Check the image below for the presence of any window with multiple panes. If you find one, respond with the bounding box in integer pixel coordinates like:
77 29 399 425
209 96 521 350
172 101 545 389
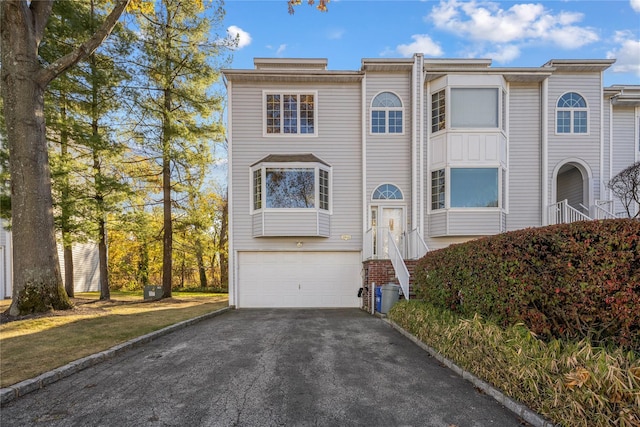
253 169 262 210
371 92 403 134
252 163 330 211
431 170 445 210
431 90 446 133
265 93 316 135
372 184 403 200
556 92 587 134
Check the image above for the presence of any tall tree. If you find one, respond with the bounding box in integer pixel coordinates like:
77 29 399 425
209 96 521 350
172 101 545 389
0 0 131 315
133 0 231 298
43 0 98 298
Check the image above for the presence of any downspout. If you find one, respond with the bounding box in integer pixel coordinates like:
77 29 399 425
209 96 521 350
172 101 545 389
411 54 418 234
226 78 236 308
419 55 425 236
362 72 367 261
599 70 605 205
541 78 549 225
362 72 368 311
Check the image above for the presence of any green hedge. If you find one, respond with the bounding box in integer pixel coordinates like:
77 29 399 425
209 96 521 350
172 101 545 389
414 219 640 351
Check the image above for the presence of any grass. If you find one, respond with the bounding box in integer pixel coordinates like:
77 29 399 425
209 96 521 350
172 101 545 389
0 291 228 388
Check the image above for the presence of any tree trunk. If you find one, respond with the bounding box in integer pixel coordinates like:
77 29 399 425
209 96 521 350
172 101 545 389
98 216 110 300
63 240 75 298
60 94 75 298
195 239 207 288
1 1 71 315
161 88 173 299
219 194 229 289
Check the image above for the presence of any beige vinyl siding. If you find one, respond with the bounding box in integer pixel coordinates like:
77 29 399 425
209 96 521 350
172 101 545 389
57 241 100 292
610 106 638 216
507 83 542 230
602 98 612 186
230 81 362 252
365 72 414 228
547 72 603 202
253 211 330 237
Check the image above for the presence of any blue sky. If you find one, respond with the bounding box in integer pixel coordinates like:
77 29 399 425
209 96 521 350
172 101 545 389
223 0 640 86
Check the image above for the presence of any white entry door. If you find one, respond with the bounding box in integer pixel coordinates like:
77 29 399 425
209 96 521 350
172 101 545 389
370 206 404 258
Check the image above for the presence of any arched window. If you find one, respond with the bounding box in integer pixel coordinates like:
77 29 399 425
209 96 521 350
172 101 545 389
372 184 403 200
371 92 403 134
556 92 587 134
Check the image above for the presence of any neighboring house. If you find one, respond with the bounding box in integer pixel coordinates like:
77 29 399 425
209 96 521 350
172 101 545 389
1 223 100 298
0 224 12 299
222 56 640 309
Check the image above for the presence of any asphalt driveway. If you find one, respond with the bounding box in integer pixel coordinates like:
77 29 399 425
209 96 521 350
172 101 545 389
1 309 526 426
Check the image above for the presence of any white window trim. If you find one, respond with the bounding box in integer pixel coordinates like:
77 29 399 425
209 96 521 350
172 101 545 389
250 161 332 214
427 166 505 211
262 90 319 137
371 183 405 201
369 91 405 135
449 86 503 131
555 91 590 136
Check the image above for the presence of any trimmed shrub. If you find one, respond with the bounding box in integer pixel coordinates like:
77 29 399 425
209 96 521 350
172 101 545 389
414 219 640 351
388 301 640 427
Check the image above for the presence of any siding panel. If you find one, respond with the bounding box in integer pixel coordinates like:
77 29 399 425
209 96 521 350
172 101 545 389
508 83 542 230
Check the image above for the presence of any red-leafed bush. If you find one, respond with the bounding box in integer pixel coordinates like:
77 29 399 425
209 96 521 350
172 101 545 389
414 219 640 351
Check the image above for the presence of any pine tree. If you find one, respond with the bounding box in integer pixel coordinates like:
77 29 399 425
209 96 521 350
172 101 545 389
132 0 232 298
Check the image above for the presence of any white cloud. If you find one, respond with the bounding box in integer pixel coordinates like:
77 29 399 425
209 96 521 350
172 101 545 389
631 0 640 12
227 25 252 49
427 0 599 60
607 31 640 77
486 45 521 63
327 28 345 40
276 44 287 56
396 34 443 57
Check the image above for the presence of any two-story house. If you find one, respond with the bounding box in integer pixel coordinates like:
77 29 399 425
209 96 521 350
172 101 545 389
222 55 640 309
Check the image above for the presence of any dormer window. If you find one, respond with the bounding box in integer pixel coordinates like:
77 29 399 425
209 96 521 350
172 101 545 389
371 92 403 134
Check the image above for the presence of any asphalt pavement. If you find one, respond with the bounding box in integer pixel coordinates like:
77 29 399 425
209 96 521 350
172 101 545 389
1 309 532 426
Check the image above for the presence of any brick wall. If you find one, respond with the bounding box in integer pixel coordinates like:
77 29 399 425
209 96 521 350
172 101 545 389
361 259 419 312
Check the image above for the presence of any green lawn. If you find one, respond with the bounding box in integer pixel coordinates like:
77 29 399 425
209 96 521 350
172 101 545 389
0 291 228 387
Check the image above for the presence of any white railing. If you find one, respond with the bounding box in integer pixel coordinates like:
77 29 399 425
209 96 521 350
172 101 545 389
406 228 429 260
593 200 620 220
364 227 374 260
387 230 410 300
548 199 592 224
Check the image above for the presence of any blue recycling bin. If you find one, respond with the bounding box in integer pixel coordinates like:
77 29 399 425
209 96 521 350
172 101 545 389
375 286 382 312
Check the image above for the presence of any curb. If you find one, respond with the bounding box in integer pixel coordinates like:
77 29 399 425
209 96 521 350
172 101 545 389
0 306 231 406
383 318 558 427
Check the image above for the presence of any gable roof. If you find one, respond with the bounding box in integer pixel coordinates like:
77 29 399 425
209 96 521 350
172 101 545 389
251 153 330 167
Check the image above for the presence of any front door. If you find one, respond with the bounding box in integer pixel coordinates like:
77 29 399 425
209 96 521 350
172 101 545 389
371 206 404 258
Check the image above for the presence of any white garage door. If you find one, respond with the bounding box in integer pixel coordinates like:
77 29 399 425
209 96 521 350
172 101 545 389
238 251 362 308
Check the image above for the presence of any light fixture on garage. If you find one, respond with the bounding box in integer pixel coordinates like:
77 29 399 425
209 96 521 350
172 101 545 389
296 241 303 248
